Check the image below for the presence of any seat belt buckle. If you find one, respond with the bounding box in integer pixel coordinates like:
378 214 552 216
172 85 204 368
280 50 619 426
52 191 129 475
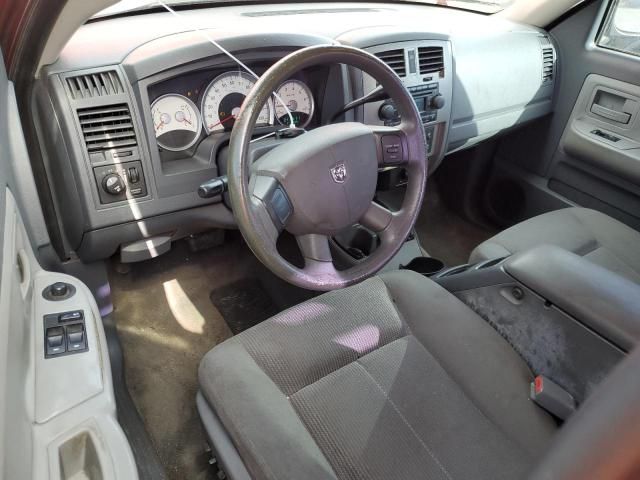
530 375 577 421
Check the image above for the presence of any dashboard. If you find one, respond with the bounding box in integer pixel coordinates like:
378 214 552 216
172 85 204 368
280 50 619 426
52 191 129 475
33 2 557 262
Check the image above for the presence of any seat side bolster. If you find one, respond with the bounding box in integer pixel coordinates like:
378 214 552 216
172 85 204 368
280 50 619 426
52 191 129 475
198 340 338 480
379 270 557 458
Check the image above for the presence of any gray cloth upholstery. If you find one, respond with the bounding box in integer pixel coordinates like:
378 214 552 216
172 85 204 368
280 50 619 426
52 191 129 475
470 208 640 283
199 271 557 480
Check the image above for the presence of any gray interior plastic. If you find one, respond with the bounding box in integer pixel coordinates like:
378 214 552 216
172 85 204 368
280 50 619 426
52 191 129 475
487 0 640 230
34 2 557 262
0 49 138 479
504 245 640 352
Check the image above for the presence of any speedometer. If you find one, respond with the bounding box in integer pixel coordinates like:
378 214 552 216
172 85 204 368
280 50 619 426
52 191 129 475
275 80 314 128
201 71 274 134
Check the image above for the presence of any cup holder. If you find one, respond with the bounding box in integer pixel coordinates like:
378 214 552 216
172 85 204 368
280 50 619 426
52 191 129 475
400 257 445 277
333 225 379 260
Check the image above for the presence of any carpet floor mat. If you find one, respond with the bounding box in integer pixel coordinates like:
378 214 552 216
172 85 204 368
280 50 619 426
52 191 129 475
210 278 279 334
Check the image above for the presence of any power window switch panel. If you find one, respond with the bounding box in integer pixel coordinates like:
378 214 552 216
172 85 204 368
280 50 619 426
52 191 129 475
66 323 86 351
46 326 66 356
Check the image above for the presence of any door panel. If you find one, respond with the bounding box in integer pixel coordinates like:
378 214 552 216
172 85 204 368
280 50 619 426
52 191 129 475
549 71 640 228
0 49 138 479
486 0 640 229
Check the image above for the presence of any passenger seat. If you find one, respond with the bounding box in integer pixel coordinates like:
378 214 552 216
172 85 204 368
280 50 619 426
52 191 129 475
470 208 640 284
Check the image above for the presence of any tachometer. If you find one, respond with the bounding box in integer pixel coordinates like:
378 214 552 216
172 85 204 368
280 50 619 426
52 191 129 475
151 94 201 151
201 71 274 134
275 80 314 128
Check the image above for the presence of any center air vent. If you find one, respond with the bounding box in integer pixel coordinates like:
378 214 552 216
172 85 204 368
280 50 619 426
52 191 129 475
66 71 124 99
376 49 406 77
418 47 445 75
77 104 137 153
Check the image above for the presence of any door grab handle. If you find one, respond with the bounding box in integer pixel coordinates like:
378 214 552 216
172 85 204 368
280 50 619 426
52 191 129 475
591 104 631 124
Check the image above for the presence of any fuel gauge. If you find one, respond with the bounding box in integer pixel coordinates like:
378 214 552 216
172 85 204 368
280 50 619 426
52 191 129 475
151 94 202 151
275 80 314 128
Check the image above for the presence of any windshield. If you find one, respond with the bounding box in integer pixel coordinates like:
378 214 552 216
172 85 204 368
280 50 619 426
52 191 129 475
93 0 514 19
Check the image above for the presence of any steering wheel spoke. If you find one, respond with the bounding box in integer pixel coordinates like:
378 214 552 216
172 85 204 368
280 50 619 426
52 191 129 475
369 125 410 167
360 201 394 233
295 233 343 282
296 233 332 263
249 174 293 235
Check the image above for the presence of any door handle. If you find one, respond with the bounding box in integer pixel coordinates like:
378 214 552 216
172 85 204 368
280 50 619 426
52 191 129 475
591 104 631 124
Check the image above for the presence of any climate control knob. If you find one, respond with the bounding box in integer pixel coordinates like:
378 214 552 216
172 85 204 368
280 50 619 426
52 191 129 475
430 94 446 110
103 173 126 195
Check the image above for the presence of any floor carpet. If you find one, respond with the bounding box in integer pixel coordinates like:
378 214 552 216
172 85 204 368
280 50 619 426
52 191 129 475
110 233 275 480
414 183 496 266
210 278 279 334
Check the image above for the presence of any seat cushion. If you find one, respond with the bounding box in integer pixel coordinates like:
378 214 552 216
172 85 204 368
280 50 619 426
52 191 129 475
470 208 640 283
199 271 556 480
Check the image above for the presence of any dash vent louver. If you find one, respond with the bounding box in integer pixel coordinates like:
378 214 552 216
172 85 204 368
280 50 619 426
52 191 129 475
376 49 406 77
418 46 445 75
66 71 124 99
77 104 137 152
539 37 555 84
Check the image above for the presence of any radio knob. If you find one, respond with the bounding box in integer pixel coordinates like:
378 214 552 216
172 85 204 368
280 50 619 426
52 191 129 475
430 94 446 110
103 173 126 195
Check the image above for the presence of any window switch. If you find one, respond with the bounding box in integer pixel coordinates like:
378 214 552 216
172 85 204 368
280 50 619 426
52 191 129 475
46 326 66 356
67 323 86 351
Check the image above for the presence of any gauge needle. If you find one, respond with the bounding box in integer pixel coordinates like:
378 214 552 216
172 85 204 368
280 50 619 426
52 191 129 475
208 114 235 130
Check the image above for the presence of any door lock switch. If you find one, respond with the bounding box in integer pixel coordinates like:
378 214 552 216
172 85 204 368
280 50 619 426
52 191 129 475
59 310 83 322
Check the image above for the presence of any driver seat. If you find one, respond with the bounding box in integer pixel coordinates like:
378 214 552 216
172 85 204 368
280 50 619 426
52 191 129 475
198 270 558 479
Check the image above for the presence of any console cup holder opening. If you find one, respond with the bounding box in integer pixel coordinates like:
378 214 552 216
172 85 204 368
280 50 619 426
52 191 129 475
333 225 380 260
400 257 445 277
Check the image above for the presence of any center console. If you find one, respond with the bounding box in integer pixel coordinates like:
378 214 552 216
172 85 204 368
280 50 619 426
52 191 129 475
433 245 640 406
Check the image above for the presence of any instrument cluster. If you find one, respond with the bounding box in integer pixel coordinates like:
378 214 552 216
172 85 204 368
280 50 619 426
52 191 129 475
150 70 315 152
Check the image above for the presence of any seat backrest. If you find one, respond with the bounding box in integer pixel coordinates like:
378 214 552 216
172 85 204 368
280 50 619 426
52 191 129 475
530 346 640 480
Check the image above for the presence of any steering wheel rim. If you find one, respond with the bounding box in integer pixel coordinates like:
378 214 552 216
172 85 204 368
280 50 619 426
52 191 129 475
228 44 427 291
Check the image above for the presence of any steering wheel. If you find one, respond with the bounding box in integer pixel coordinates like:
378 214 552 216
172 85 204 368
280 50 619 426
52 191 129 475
228 45 427 291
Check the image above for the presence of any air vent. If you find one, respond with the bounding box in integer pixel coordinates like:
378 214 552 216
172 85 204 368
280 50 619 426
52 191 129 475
66 71 124 99
539 37 555 84
376 49 406 77
418 46 445 75
77 104 137 152
541 47 554 83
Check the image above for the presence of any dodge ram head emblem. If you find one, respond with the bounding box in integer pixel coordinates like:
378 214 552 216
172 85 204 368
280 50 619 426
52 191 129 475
330 163 347 183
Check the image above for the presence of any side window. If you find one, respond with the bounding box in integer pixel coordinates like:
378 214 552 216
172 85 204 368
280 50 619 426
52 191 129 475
597 0 640 57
